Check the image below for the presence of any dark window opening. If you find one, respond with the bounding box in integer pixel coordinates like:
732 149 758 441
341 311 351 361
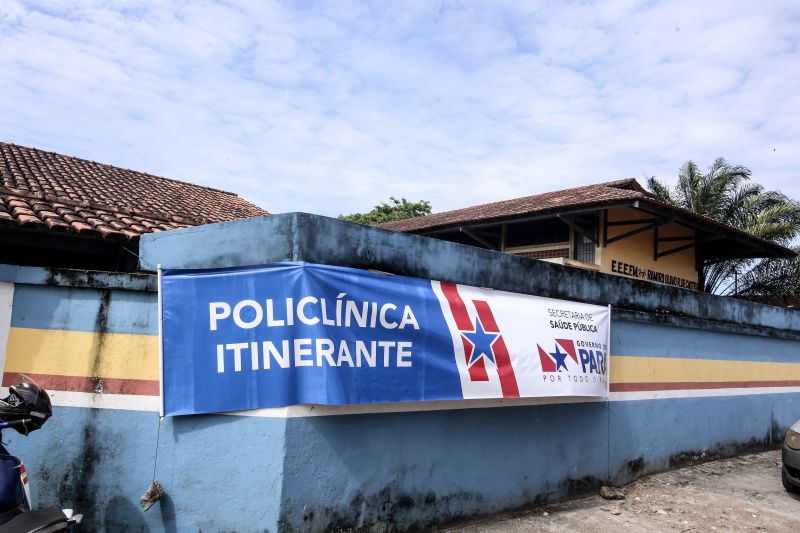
0 230 140 272
573 234 595 263
505 218 569 248
569 213 598 263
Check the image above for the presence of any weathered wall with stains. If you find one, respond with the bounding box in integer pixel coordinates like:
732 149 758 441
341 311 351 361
274 314 800 531
139 214 800 333
0 265 286 531
0 212 798 532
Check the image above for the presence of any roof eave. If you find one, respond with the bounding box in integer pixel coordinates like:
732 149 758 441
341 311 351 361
395 197 796 261
634 199 797 261
408 199 640 236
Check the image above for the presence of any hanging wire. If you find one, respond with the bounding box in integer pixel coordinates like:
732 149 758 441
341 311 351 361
152 415 162 482
121 245 160 271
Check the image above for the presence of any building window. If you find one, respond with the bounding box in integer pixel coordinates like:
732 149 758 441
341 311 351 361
505 218 569 248
503 216 598 263
573 234 595 263
504 219 570 260
516 246 571 260
567 213 598 264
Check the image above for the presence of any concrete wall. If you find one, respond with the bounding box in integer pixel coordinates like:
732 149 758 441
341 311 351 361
0 266 286 531
139 214 800 334
0 212 798 532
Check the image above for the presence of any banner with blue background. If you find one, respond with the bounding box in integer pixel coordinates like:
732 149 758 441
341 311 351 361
160 262 610 416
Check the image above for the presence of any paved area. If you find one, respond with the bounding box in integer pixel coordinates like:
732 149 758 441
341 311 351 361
440 450 800 532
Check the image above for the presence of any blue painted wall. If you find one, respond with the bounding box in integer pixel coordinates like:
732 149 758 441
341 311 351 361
273 315 800 531
140 214 800 333
613 317 800 362
0 213 797 531
5 407 287 532
280 403 610 531
278 391 798 531
10 284 157 335
608 394 795 482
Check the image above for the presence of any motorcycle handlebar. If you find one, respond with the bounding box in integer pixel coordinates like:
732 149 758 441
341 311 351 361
0 419 32 429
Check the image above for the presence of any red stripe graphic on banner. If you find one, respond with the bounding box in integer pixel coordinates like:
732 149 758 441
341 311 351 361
556 339 578 363
473 300 520 398
538 345 557 372
439 282 488 381
439 282 472 330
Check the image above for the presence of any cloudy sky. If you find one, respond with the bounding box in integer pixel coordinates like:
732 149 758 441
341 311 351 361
1 1 798 217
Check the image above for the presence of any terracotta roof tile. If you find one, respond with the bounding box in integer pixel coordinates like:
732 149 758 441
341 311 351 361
72 221 94 232
379 178 795 259
96 225 117 238
16 214 40 225
44 218 70 230
0 142 269 240
379 179 648 232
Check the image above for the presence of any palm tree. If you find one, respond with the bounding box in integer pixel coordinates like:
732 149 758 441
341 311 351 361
647 158 800 300
732 248 800 305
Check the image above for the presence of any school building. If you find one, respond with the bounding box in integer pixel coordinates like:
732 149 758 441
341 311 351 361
381 178 794 291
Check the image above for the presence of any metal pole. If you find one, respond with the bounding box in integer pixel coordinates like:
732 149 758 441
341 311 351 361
606 304 612 398
157 264 165 418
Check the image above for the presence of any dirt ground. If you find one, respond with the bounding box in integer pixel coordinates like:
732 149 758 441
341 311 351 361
440 450 800 532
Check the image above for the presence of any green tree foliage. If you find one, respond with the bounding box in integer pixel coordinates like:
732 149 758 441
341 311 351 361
733 248 800 306
647 158 800 302
339 197 432 226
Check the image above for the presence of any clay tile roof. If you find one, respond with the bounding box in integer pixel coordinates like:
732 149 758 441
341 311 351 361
380 179 648 233
0 142 270 240
379 178 795 259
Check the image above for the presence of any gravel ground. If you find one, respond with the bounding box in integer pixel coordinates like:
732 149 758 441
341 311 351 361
439 450 800 532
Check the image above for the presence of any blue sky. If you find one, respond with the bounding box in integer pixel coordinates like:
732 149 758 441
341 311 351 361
1 1 799 217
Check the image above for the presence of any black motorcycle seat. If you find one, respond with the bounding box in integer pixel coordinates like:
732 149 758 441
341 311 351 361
0 507 66 533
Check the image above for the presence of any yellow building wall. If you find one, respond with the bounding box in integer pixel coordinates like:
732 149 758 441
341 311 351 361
598 207 699 290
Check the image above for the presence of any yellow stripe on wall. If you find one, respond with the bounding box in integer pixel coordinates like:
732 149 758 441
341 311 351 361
6 328 800 387
611 355 800 383
5 327 158 381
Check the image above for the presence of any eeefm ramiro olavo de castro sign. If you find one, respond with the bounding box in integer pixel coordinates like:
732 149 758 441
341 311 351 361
159 263 610 416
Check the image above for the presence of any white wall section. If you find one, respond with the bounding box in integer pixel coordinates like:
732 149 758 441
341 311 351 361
0 282 14 387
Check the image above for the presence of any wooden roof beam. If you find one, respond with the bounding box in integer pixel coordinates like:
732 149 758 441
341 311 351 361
605 216 672 246
558 213 598 245
460 227 499 251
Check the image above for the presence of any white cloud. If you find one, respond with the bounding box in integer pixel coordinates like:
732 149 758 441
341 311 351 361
0 0 799 218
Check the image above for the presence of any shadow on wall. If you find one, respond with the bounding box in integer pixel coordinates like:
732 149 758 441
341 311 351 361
103 496 151 532
279 402 611 531
169 412 242 443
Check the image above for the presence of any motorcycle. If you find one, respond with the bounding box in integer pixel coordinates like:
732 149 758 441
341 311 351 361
0 375 82 532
